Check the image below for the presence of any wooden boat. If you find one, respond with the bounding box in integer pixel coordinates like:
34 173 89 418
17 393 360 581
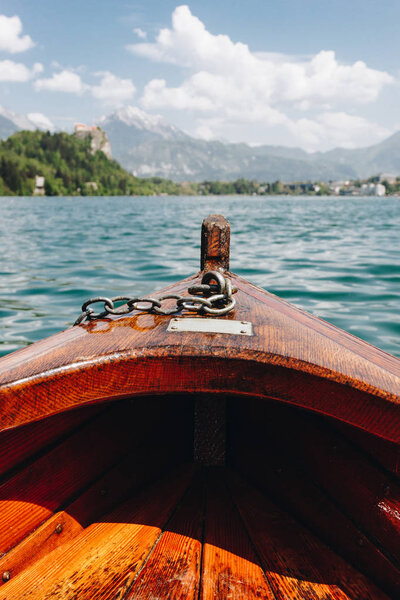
0 214 399 599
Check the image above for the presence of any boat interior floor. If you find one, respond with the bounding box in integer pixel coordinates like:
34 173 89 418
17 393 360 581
0 394 398 599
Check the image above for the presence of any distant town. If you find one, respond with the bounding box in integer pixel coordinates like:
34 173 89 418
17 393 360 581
179 174 400 196
1 127 400 197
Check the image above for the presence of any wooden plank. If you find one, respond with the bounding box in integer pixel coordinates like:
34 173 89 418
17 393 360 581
0 511 83 585
0 406 99 481
0 395 191 582
232 439 400 597
0 465 194 600
125 470 204 599
0 430 187 586
255 403 400 564
200 469 275 600
68 435 187 527
338 421 400 479
226 470 389 600
0 403 137 554
229 397 400 596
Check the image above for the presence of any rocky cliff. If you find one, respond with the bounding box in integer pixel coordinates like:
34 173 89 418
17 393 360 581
74 124 112 159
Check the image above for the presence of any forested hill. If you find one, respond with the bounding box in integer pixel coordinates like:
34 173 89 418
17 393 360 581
0 130 185 196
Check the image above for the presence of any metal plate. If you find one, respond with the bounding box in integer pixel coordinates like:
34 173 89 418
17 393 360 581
167 318 253 336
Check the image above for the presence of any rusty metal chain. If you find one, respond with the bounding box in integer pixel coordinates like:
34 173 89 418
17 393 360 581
74 270 236 325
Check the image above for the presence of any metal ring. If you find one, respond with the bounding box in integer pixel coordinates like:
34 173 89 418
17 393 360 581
106 297 134 315
201 271 226 294
74 307 94 325
152 294 183 315
203 297 236 315
188 283 212 294
81 297 114 313
132 297 162 311
177 296 213 311
157 294 183 302
224 278 233 298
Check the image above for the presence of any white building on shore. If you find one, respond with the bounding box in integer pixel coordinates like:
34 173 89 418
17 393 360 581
33 175 45 195
360 182 386 196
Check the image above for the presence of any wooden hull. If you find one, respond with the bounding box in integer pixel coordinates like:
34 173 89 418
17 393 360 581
0 215 398 598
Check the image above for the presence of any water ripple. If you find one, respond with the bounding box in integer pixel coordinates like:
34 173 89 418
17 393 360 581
0 195 399 358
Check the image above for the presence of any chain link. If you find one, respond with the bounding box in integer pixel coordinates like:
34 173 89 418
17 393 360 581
74 271 237 325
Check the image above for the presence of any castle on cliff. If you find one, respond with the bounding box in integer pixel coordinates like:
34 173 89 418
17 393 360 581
74 124 112 159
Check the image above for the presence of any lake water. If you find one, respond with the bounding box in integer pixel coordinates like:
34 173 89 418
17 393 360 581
0 195 399 358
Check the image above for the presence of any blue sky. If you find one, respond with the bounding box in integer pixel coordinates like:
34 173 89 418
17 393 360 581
1 0 400 150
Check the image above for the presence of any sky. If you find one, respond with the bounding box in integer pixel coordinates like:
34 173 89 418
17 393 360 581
1 0 400 151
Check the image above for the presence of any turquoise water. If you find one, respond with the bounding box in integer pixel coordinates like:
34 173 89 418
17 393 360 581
0 195 399 358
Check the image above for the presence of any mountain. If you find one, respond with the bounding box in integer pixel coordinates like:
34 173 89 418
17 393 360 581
0 115 17 140
2 105 400 182
117 138 355 182
321 131 400 179
99 106 400 182
0 107 53 140
98 106 188 159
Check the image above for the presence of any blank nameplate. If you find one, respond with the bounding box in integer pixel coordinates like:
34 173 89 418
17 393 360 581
167 318 253 336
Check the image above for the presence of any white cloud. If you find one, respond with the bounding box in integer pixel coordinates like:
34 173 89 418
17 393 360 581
129 5 395 150
133 27 147 40
288 112 391 151
91 72 136 104
27 112 55 131
134 5 392 109
0 15 35 53
0 60 42 82
33 68 136 106
34 69 86 94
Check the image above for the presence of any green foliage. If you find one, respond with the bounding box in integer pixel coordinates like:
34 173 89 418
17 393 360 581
0 130 187 196
1 131 394 197
382 179 400 194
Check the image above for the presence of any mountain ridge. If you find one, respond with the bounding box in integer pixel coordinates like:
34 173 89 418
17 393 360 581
1 106 399 182
97 107 400 182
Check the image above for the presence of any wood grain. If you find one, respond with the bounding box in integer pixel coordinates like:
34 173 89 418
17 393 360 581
227 470 389 600
0 406 98 481
339 421 400 478
201 214 230 272
0 404 136 554
200 469 275 600
68 430 190 527
0 270 399 443
257 402 400 565
0 465 194 600
125 471 204 599
0 511 83 585
229 398 400 597
0 397 192 586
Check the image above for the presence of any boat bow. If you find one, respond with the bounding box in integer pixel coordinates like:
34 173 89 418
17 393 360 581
0 215 399 442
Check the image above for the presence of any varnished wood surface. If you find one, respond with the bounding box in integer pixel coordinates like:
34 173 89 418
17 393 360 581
230 397 400 596
0 406 98 481
339 422 400 478
227 470 388 600
200 469 274 599
246 401 400 565
0 271 399 442
0 406 134 554
0 511 83 585
0 465 194 600
0 395 193 587
125 471 204 599
0 463 389 600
